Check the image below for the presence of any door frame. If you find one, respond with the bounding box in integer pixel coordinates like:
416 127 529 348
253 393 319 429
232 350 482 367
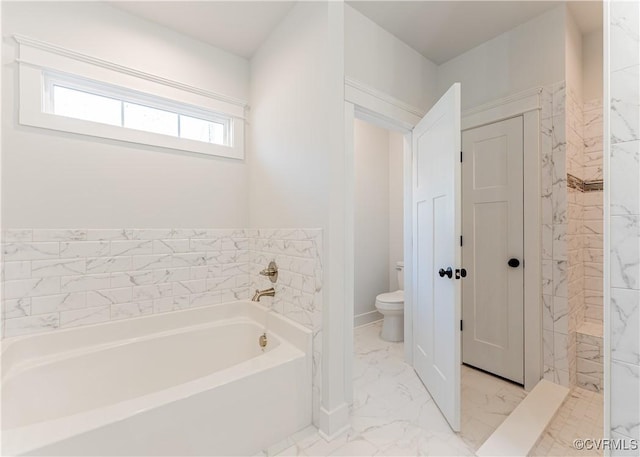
343 78 423 405
461 116 525 384
343 82 544 419
461 87 543 391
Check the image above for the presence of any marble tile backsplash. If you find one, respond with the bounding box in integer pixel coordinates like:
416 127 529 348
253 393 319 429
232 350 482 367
2 229 250 337
249 229 323 333
608 1 640 451
248 229 323 425
1 228 323 340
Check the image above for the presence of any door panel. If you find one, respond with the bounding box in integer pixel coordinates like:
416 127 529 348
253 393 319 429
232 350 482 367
412 83 461 431
473 201 509 347
461 116 524 384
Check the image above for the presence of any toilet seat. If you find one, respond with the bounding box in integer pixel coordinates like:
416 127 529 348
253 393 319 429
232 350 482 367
376 290 403 304
375 290 404 311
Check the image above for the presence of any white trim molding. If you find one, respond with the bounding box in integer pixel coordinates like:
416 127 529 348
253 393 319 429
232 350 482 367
353 310 382 328
13 34 249 111
15 35 246 159
462 87 543 130
317 404 350 442
344 77 424 130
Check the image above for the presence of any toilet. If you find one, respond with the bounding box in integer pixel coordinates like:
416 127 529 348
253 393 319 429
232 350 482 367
375 261 404 342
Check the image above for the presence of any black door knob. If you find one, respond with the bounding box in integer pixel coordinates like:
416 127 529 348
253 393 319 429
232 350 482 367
508 258 520 268
438 267 453 278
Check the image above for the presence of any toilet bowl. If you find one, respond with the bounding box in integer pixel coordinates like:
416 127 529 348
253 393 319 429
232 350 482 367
375 261 404 342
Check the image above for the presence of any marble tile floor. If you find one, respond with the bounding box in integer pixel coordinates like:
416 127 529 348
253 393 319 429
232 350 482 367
267 321 527 456
530 387 604 456
460 364 527 450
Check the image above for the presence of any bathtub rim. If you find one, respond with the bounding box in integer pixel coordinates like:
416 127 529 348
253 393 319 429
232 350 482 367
1 301 312 456
1 300 312 374
3 316 282 382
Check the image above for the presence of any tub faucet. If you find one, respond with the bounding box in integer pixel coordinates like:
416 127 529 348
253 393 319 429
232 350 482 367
252 287 275 302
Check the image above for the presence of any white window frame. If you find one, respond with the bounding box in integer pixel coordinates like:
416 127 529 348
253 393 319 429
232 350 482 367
16 35 246 160
44 71 233 146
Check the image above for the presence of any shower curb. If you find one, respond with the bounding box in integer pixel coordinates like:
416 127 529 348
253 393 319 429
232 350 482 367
476 379 569 456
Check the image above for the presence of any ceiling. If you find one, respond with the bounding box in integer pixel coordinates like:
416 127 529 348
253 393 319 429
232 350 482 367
348 1 602 65
111 1 295 59
111 1 603 64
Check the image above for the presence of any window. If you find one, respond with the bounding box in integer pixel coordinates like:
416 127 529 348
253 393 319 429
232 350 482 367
17 35 246 159
45 73 231 147
52 86 122 126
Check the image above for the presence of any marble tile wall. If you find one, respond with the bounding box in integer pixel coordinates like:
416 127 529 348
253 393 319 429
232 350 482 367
566 85 585 388
571 99 605 394
248 229 323 425
542 83 606 391
582 99 605 326
1 228 323 327
1 228 252 337
576 322 604 393
608 1 640 452
542 81 573 387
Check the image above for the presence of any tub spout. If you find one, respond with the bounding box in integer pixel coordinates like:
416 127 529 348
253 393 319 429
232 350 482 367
252 287 275 302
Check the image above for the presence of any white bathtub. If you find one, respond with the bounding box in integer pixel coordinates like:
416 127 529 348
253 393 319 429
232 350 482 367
1 301 312 456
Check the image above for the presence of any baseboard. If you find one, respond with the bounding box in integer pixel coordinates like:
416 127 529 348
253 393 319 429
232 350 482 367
317 402 350 441
354 310 383 327
264 425 318 455
476 380 569 456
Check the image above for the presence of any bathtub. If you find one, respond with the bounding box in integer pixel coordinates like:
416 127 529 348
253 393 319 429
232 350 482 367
1 301 312 456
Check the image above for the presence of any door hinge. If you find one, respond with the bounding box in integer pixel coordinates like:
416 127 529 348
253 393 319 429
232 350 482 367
460 150 463 162
460 320 463 331
460 235 463 246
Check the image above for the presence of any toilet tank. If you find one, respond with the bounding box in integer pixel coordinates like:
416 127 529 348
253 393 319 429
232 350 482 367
396 261 404 290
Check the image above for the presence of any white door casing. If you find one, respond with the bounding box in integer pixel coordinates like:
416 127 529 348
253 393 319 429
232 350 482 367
461 116 524 384
412 83 462 431
344 83 542 443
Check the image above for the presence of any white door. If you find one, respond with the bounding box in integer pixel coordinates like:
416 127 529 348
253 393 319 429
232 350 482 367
412 83 462 431
461 116 524 384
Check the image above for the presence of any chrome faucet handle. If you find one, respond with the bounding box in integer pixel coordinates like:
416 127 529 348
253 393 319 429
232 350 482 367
259 261 278 283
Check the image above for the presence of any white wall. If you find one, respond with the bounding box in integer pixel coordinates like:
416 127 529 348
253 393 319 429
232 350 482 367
1 1 250 228
566 8 584 102
437 6 566 110
388 131 404 291
583 29 603 102
249 1 347 433
354 119 389 325
353 121 403 326
249 3 332 229
344 5 439 112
